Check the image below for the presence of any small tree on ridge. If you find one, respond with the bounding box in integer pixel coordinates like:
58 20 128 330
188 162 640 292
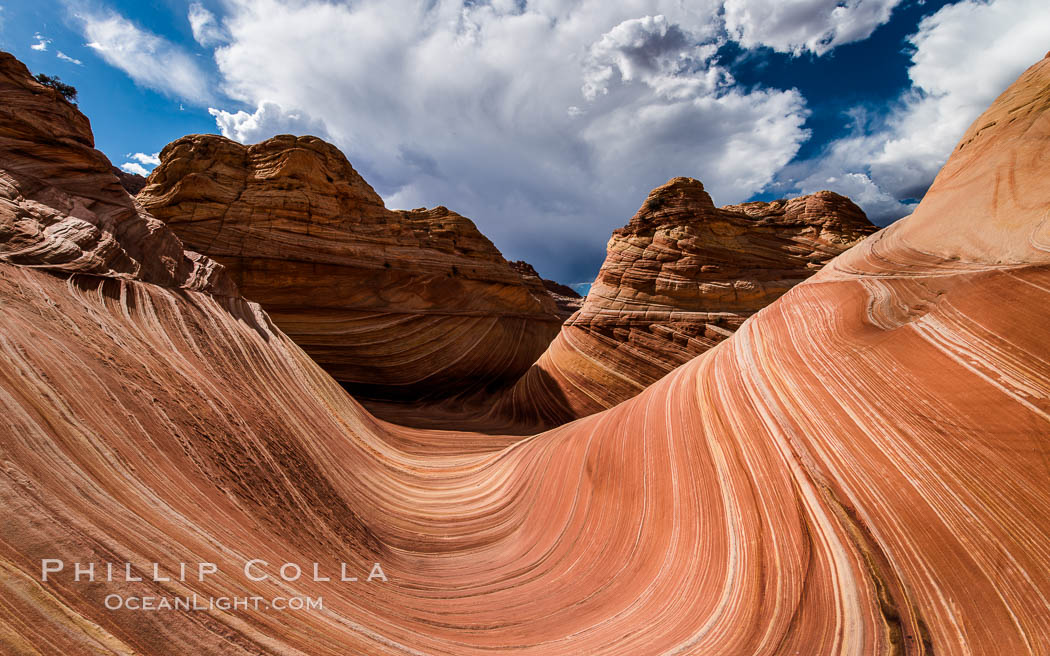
34 73 78 103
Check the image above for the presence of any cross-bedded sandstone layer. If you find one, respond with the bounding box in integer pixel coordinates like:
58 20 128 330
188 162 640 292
137 134 562 401
491 179 877 427
0 53 233 295
1 50 1049 656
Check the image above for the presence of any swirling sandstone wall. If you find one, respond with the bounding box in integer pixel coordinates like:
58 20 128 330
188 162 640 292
1 50 1049 656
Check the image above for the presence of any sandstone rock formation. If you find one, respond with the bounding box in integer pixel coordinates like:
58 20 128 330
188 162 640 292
493 180 877 426
2 50 1050 656
510 259 583 320
112 165 147 195
0 53 233 295
137 134 562 401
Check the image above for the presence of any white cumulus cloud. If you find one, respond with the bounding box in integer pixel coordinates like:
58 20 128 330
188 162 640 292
127 152 160 166
207 0 809 281
581 15 723 101
119 153 160 177
724 0 903 56
79 10 213 103
120 161 150 176
869 0 1050 199
208 101 328 144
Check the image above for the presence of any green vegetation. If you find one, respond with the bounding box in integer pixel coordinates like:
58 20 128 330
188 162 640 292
34 73 77 103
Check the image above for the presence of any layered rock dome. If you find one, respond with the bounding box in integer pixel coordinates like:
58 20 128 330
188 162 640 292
137 133 563 400
1 49 1049 656
491 179 877 426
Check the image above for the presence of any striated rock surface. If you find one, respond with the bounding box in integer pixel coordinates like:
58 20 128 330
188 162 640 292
138 134 562 400
493 179 877 426
1 51 1050 656
0 52 233 295
510 259 583 320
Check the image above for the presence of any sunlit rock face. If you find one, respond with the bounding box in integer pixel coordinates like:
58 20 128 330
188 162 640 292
491 178 877 427
1 49 1049 656
0 52 233 294
138 133 562 401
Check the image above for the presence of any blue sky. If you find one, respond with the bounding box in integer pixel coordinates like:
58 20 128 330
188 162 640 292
2 0 1048 284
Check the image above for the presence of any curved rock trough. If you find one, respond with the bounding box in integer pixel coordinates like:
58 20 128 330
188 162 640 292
1 50 1049 655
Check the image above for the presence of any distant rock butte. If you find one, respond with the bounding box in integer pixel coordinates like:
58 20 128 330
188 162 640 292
0 52 233 294
510 260 583 320
138 133 563 401
492 178 877 426
112 166 147 195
